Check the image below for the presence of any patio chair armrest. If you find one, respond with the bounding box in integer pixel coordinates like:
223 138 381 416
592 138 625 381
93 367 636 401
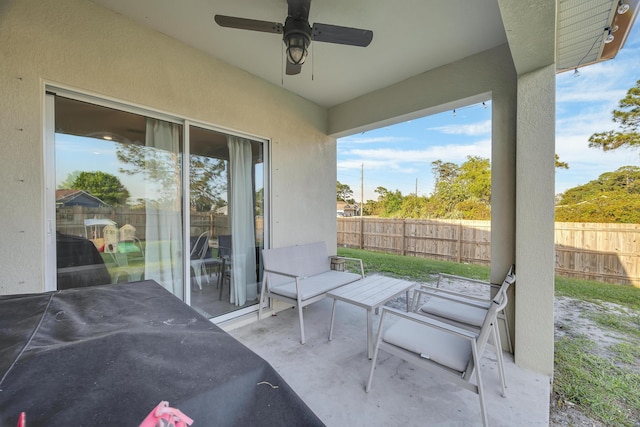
418 285 492 306
411 288 491 313
437 273 500 290
411 287 491 313
380 306 478 341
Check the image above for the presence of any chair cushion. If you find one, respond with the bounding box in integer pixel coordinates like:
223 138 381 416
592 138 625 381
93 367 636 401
383 318 472 373
420 298 487 327
270 271 362 300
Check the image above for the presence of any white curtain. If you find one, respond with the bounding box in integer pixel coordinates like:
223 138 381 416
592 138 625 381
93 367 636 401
228 136 257 306
144 118 184 297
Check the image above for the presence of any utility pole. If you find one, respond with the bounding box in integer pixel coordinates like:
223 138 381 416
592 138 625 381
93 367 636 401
415 178 418 196
360 163 364 217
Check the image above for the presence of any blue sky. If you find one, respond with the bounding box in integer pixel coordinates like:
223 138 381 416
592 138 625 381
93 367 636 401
338 24 640 203
56 135 152 200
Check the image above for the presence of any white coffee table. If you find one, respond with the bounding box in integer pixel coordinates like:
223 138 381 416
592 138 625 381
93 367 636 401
327 275 416 359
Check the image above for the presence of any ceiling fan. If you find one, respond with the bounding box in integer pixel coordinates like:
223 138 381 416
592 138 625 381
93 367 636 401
214 0 373 75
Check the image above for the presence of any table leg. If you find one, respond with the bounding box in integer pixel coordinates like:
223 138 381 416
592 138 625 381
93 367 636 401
329 298 338 341
367 308 373 359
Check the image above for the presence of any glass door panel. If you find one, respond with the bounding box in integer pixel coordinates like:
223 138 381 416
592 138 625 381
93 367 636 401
188 126 264 318
53 96 185 297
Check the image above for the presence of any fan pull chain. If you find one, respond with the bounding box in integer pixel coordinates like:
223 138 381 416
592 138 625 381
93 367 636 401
281 43 284 85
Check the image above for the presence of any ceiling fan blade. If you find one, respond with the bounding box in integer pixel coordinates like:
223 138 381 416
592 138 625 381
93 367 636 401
312 23 373 47
214 15 283 34
287 0 311 21
286 62 302 75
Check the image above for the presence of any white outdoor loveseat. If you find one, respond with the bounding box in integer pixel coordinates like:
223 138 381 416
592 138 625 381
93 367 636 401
259 241 364 344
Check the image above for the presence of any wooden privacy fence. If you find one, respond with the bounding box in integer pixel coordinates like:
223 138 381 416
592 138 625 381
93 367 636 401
337 217 640 286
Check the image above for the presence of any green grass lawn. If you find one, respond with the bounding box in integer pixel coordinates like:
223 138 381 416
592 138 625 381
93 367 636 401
338 247 640 426
338 247 490 281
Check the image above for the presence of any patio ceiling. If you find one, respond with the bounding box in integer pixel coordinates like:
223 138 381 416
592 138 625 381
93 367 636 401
90 0 637 109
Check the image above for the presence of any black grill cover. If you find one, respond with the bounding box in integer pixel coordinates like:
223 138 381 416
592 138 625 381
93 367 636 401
0 280 323 426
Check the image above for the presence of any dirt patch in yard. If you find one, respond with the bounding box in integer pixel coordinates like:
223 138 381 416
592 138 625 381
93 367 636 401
551 298 607 427
551 296 639 426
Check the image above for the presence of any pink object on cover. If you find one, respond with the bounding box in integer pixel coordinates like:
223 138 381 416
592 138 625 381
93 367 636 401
139 401 193 427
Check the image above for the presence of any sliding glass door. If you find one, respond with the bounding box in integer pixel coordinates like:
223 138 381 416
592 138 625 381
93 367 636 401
47 91 266 320
188 126 264 318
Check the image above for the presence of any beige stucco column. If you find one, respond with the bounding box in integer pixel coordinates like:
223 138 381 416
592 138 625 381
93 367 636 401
514 64 556 375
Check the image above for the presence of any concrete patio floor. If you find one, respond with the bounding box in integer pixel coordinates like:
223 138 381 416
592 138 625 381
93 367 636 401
227 298 550 426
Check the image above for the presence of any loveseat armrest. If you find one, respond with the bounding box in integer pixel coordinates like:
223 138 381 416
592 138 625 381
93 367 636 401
330 256 364 278
263 268 309 306
263 268 300 279
263 268 302 296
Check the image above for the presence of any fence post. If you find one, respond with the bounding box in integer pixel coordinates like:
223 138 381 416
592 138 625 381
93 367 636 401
457 221 462 263
401 220 406 256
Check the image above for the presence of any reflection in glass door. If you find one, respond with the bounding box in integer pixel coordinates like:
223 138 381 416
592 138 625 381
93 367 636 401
47 92 267 319
52 95 185 297
188 126 264 318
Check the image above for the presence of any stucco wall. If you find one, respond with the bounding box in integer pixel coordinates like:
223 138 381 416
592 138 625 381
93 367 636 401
0 0 336 294
515 65 556 375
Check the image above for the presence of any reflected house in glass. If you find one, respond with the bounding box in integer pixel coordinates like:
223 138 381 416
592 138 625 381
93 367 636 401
47 94 265 320
55 189 107 208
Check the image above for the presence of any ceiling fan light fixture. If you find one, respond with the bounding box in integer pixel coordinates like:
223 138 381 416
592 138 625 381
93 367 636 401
285 31 310 65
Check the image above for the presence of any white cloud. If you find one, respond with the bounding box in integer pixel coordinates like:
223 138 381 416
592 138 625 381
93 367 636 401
338 158 399 170
557 46 640 106
555 126 638 193
557 88 626 105
428 120 492 136
338 135 413 145
557 107 619 140
342 140 490 167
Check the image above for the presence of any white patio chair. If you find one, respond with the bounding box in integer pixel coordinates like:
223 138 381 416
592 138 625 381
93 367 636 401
410 266 515 392
190 231 213 290
366 287 508 427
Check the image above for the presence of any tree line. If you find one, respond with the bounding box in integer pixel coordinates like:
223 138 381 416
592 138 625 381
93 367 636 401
338 155 492 219
338 80 640 223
